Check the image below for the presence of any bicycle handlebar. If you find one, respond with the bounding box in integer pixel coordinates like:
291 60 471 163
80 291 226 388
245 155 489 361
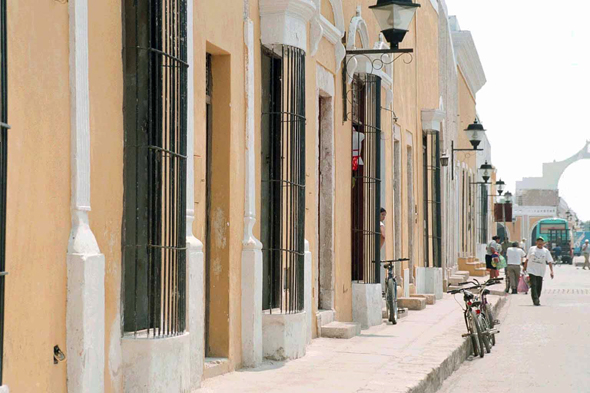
372 258 410 264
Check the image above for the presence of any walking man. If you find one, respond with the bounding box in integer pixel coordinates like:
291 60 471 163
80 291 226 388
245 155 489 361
506 242 526 294
582 240 590 270
524 237 555 306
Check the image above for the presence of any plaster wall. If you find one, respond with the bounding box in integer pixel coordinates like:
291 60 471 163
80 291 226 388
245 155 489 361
4 1 70 390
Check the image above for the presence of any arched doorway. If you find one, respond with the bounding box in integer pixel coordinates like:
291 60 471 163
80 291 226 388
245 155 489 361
497 223 510 243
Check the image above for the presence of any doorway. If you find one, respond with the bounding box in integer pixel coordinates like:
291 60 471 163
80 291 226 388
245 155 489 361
407 144 414 283
317 93 334 310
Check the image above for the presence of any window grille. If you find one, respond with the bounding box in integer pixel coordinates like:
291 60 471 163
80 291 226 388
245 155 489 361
425 133 442 267
351 74 381 283
0 0 7 383
479 183 488 244
261 45 306 314
122 0 188 336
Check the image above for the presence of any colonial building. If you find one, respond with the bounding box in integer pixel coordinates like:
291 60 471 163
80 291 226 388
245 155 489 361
0 0 495 392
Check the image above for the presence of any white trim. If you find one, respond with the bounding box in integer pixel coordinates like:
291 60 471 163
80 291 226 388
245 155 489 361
67 0 105 391
241 18 264 368
421 109 446 133
260 0 317 52
345 7 371 81
186 0 205 387
311 0 345 71
406 130 413 147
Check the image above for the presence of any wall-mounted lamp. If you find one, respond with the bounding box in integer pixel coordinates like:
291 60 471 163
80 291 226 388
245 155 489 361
444 118 487 180
369 0 421 49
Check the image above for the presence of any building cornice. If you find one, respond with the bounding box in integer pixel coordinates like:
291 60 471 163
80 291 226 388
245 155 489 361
452 30 486 96
260 0 317 52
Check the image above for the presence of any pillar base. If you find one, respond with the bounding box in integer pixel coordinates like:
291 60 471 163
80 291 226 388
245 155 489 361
262 311 307 361
352 283 382 329
122 333 190 392
416 267 443 300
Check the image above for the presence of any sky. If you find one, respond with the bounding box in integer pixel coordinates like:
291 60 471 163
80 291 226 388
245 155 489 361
445 0 590 221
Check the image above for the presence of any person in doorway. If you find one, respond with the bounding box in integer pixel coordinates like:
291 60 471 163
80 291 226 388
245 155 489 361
506 242 526 294
520 238 527 250
486 236 501 279
380 208 387 249
582 240 590 270
524 237 555 306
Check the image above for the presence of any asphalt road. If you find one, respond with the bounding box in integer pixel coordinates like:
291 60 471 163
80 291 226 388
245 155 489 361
438 256 590 393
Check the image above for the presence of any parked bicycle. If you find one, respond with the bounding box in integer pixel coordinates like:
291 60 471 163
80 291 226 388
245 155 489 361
458 277 503 346
448 277 501 358
373 258 409 325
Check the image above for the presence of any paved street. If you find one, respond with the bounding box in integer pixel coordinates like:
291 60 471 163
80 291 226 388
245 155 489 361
438 256 590 393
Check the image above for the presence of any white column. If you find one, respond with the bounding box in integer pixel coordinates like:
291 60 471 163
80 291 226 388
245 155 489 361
186 0 205 387
66 1 105 392
241 17 264 368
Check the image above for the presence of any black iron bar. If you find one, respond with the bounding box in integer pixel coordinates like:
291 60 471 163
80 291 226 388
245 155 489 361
0 0 7 382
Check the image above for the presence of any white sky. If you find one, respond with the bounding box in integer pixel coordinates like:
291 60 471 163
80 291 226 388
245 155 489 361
445 0 590 221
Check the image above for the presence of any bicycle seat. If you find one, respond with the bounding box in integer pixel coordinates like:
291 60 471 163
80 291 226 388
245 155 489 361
464 291 475 299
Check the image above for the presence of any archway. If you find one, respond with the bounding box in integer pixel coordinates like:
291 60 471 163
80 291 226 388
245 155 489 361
558 159 590 221
497 223 510 244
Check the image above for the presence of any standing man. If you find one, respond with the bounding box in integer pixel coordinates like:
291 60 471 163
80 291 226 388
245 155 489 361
524 237 555 306
519 238 527 250
506 242 526 294
582 240 590 270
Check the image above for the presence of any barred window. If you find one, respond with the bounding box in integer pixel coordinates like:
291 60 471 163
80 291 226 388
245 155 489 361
351 74 381 283
261 45 306 314
0 0 8 383
122 0 188 336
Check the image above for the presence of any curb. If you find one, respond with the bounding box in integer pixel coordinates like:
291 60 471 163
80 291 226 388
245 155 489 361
406 294 509 393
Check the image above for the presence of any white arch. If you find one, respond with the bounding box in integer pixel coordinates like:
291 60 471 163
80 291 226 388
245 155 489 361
310 0 346 71
346 6 370 50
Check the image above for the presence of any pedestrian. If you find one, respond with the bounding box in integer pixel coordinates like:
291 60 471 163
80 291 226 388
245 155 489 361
506 242 526 294
380 208 386 249
519 238 527 250
524 237 555 306
486 236 501 279
582 240 590 270
553 244 562 263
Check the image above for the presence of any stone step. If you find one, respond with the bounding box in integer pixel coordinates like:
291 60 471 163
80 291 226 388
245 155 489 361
456 270 470 278
411 293 436 305
473 268 488 277
397 297 426 310
316 309 335 327
321 321 361 339
448 275 467 286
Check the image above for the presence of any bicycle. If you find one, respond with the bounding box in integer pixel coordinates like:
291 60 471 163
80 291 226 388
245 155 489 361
448 284 490 358
459 277 503 347
373 258 409 325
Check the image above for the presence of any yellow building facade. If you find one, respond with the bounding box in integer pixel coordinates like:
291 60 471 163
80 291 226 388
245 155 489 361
0 0 493 392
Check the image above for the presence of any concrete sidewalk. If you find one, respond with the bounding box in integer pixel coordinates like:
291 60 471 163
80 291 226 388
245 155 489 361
197 285 507 393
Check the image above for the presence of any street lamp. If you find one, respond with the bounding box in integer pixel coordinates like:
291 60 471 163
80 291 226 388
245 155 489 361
447 118 487 180
369 0 421 49
495 179 505 195
479 161 493 183
504 191 513 204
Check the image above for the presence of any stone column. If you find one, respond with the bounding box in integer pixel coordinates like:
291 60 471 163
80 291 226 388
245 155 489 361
241 16 264 368
66 1 105 391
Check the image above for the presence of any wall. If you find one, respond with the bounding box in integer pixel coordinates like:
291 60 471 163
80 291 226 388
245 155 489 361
4 1 70 390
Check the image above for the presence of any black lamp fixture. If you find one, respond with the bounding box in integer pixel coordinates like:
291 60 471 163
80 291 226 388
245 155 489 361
504 191 513 204
465 119 486 149
479 161 493 183
446 118 486 180
369 0 421 49
495 179 505 195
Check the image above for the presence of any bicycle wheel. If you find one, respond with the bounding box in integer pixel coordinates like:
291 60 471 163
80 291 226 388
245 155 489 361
387 279 397 324
479 313 492 354
484 304 496 346
466 311 480 358
471 310 485 358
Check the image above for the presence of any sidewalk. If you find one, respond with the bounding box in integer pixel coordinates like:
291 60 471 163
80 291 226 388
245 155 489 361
197 286 507 393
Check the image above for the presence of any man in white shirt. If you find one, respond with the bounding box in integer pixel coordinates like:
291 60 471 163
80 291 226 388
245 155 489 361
506 242 526 294
524 237 555 306
519 238 527 250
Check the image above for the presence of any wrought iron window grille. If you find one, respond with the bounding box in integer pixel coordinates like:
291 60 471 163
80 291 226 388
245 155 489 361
261 45 306 314
0 0 7 383
351 74 382 284
122 0 188 337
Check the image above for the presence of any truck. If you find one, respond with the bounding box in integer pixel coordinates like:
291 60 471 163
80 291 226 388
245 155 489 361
573 231 590 256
